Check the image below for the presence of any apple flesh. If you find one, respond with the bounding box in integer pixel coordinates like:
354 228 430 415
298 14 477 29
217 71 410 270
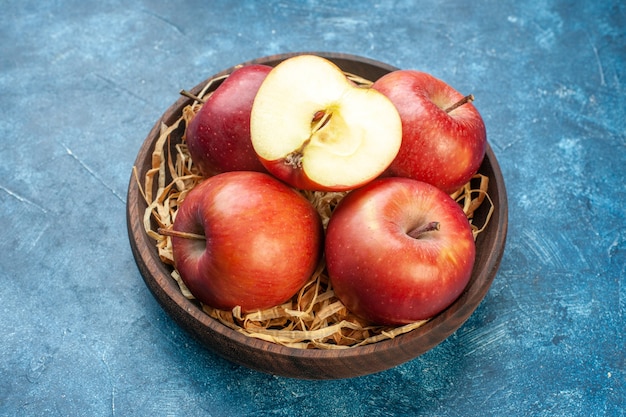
170 171 323 312
185 64 272 177
372 70 486 194
325 177 476 325
250 54 402 191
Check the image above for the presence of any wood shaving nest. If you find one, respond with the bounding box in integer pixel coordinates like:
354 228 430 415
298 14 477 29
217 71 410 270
133 72 494 350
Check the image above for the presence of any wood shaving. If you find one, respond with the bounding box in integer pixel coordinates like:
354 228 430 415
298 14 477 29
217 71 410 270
134 71 493 349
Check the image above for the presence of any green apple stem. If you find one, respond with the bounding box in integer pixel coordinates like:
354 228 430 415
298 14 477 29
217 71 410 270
158 227 205 240
179 89 206 104
444 94 474 113
407 222 440 239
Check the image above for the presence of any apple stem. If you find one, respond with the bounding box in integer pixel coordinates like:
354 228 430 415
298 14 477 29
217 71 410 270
444 94 474 113
158 227 206 240
179 89 206 104
407 222 440 239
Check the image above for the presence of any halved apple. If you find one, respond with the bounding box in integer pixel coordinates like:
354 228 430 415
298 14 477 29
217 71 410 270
250 55 402 191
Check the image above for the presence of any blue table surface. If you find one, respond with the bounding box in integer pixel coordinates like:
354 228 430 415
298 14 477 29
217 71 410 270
1 1 624 416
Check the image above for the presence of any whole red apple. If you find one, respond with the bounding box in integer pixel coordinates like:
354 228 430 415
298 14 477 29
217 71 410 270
325 177 476 325
170 171 323 312
185 64 272 177
372 70 486 194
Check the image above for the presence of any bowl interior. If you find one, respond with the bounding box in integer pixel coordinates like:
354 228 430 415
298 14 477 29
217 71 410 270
126 52 508 380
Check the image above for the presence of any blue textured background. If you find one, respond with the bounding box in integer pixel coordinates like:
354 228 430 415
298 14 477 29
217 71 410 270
1 1 624 415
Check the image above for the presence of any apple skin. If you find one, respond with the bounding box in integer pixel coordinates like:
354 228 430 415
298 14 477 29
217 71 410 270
185 64 272 177
171 171 323 312
372 70 486 194
325 177 476 325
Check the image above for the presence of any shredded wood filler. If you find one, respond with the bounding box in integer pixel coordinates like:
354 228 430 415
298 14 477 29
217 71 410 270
134 71 493 349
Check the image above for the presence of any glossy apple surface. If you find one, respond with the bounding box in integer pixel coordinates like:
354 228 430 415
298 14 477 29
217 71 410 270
325 177 476 325
250 54 402 191
185 64 272 177
171 171 323 312
372 70 486 194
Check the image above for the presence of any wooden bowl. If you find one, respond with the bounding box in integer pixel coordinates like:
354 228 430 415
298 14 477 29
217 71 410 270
126 52 508 380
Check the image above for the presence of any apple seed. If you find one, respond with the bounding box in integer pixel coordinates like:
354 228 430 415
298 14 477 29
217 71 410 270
311 110 332 132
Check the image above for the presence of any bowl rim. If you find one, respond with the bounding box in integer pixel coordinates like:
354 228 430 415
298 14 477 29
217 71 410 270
126 51 508 378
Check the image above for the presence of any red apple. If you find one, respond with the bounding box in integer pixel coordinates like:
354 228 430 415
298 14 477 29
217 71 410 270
325 177 476 325
372 70 486 194
185 64 272 177
250 54 402 191
169 171 323 312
